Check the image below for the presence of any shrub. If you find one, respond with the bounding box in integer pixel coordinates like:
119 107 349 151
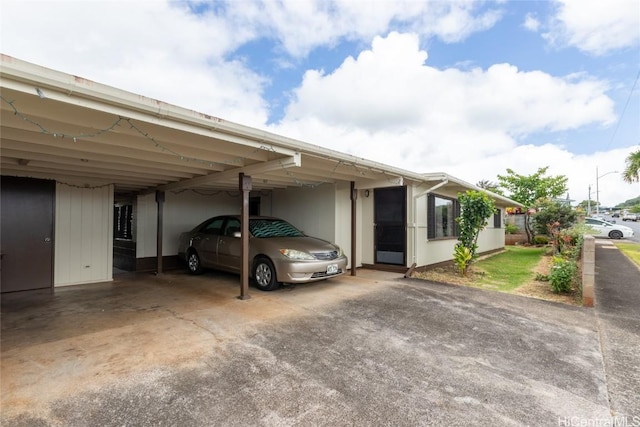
453 244 473 276
540 221 585 294
535 272 549 282
549 257 577 293
533 235 549 245
454 190 496 273
505 224 520 234
532 200 577 235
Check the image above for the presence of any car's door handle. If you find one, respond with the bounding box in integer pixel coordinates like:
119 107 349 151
44 237 51 242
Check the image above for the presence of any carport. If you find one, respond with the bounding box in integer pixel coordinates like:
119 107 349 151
1 55 418 297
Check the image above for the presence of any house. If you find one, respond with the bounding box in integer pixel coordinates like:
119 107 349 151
0 55 522 294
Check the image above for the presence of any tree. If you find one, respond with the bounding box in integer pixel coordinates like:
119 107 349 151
497 167 568 244
577 199 598 212
622 149 640 184
532 200 578 235
476 179 503 195
454 190 496 275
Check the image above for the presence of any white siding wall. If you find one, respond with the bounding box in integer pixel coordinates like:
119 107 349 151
272 184 336 243
478 206 508 252
476 228 505 252
136 193 157 258
272 183 355 270
410 184 508 268
55 184 113 286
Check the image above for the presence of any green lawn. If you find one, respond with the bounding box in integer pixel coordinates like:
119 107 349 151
613 241 640 268
471 246 547 292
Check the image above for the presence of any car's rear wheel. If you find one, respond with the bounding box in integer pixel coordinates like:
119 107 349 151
253 257 280 291
609 230 623 239
187 250 204 274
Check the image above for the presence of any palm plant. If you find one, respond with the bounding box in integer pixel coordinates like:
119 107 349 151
622 149 640 183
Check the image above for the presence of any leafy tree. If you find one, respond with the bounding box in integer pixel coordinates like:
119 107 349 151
577 199 598 213
532 200 578 235
622 149 640 183
455 190 496 275
497 167 568 244
476 179 503 195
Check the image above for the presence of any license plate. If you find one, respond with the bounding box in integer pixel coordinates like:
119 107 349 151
326 264 338 274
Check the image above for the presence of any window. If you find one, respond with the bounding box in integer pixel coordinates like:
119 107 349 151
427 194 460 239
222 218 241 237
201 218 225 235
493 209 502 228
249 218 304 238
114 204 133 240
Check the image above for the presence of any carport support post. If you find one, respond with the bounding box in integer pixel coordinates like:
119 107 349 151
350 181 357 276
155 190 165 275
239 173 251 300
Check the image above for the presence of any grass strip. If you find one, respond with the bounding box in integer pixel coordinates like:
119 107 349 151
472 246 546 292
613 242 640 268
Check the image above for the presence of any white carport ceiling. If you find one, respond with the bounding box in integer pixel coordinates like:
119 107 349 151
1 55 416 195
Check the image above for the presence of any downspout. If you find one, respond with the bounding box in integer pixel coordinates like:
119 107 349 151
350 181 357 276
412 179 448 264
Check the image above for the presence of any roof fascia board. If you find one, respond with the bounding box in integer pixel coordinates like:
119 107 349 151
352 177 404 189
422 172 523 207
1 58 299 158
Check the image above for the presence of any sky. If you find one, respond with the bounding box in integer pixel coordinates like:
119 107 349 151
1 0 639 207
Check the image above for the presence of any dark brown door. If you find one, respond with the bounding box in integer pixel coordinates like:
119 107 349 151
374 186 406 265
1 176 55 292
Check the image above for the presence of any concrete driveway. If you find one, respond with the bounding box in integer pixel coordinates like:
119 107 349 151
1 269 612 426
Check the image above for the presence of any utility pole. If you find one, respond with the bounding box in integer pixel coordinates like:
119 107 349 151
595 167 620 216
596 167 599 215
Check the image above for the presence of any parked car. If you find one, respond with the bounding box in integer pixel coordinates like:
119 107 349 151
622 213 639 222
178 215 348 291
584 218 634 239
612 213 620 218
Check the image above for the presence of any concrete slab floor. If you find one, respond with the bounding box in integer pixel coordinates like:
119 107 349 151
1 269 612 426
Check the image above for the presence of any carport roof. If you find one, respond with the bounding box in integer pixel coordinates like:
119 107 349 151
0 55 520 207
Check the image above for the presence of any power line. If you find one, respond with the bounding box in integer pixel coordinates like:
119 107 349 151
606 69 640 149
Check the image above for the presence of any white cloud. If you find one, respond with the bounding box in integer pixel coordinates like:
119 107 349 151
523 13 541 32
220 0 505 57
282 32 614 135
544 0 640 55
273 32 634 206
0 0 507 124
0 0 269 126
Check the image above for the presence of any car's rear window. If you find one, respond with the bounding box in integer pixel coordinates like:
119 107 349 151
249 219 304 238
